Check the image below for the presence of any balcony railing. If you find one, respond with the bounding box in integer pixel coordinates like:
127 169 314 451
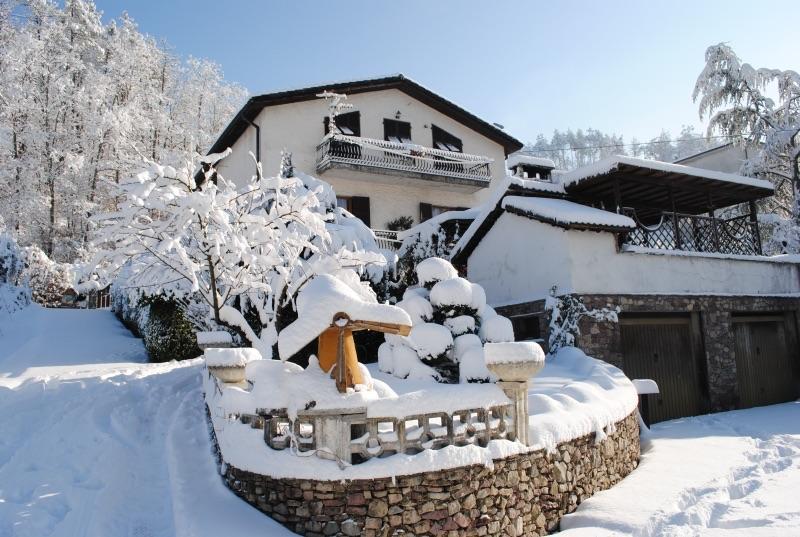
316 134 493 185
622 208 763 256
372 229 402 250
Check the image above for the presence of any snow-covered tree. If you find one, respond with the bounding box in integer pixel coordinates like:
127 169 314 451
90 150 386 358
0 1 246 261
694 43 800 253
545 286 619 354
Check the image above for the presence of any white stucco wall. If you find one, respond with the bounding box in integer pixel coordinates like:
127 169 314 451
467 213 800 306
214 89 509 227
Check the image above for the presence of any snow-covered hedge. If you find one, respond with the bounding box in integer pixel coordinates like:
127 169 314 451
0 229 31 316
378 257 514 384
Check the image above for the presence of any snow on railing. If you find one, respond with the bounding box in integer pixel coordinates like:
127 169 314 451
622 208 763 256
238 402 514 465
316 134 493 184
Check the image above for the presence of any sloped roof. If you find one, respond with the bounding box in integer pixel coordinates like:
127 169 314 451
206 74 523 157
501 197 635 231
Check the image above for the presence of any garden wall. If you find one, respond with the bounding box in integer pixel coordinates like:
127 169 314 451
219 411 639 536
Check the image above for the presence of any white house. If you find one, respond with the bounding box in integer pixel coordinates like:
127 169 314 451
206 75 523 235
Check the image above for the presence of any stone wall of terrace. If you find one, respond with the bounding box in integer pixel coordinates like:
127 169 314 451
216 410 639 537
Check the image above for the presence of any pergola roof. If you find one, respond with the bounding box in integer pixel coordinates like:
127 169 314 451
559 156 774 218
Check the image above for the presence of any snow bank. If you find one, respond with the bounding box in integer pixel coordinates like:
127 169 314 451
527 347 638 451
501 196 636 229
277 274 411 360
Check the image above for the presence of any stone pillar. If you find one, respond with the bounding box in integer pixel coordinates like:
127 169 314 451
308 408 366 465
496 380 530 444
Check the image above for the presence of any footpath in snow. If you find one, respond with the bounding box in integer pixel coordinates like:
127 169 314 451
0 307 295 537
560 401 800 536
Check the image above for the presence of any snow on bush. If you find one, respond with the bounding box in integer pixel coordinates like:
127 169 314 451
479 315 514 343
379 257 514 384
0 228 31 316
22 245 75 307
416 257 459 289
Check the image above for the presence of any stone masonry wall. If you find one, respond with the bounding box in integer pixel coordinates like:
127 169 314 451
498 294 800 412
221 412 639 537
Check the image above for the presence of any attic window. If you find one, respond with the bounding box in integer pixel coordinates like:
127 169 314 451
324 111 360 136
384 119 412 144
431 125 462 153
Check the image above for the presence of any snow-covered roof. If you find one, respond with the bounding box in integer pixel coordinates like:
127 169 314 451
501 196 636 230
559 155 774 191
277 275 411 360
506 153 556 170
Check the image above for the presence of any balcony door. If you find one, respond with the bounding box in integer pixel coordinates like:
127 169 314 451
324 111 361 160
431 125 464 174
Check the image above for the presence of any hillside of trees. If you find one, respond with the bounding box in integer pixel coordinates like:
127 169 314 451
0 0 247 262
524 125 717 170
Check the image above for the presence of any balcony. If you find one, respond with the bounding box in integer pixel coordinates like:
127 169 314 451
622 208 763 256
316 134 493 188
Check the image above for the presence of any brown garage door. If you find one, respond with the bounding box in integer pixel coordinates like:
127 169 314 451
733 314 799 409
620 315 707 423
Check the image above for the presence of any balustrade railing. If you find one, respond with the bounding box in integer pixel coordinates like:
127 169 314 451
316 134 493 184
238 402 515 464
372 229 402 251
622 208 762 256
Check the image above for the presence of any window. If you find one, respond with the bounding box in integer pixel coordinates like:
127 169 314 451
419 203 468 222
324 111 361 136
383 119 412 144
338 196 371 227
431 125 462 153
510 314 542 342
336 196 352 211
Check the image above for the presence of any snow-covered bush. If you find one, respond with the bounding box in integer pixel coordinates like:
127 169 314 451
379 257 514 384
545 285 620 354
21 246 74 307
0 227 31 316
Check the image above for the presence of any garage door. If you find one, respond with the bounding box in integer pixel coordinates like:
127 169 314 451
733 314 799 409
620 315 707 423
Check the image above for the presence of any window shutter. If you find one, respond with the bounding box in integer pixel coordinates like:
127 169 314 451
420 203 433 222
351 196 371 227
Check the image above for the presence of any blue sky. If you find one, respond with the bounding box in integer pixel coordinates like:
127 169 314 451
94 0 799 145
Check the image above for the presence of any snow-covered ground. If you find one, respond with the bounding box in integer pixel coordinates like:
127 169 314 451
2 306 798 536
0 307 295 537
560 401 800 536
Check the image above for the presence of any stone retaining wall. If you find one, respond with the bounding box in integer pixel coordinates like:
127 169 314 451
220 411 639 536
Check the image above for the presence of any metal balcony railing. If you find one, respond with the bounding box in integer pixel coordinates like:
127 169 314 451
622 208 763 256
316 134 493 184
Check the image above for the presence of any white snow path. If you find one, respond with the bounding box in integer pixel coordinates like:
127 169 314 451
560 401 800 536
0 307 296 537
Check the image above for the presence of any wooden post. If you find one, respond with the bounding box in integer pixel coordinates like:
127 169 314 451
749 200 762 255
707 192 720 253
669 186 682 250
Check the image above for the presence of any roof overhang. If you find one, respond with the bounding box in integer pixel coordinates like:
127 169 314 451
206 75 523 157
560 156 774 220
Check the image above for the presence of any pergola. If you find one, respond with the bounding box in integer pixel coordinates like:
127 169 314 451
559 156 775 255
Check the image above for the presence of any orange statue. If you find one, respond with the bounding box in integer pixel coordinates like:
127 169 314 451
317 312 411 393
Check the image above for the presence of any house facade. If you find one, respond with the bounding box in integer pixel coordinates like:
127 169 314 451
452 157 800 423
207 75 522 237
